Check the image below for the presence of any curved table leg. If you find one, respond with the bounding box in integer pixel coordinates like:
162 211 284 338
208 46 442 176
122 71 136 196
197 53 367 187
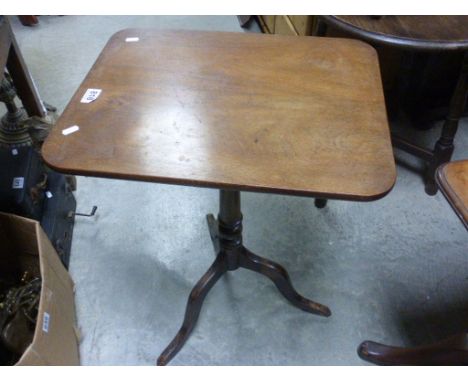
358 333 468 365
159 191 331 365
239 248 331 317
157 254 228 366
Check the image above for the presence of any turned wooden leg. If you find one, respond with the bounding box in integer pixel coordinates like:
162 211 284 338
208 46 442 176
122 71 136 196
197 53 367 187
314 198 327 209
239 248 331 317
157 254 228 366
425 52 468 195
358 333 468 366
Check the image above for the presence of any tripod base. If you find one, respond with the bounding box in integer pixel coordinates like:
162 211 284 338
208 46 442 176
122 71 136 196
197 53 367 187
157 191 330 365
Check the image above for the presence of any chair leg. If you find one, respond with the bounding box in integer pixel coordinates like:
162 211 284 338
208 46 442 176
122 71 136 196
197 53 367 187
358 333 468 366
314 198 327 209
424 52 468 195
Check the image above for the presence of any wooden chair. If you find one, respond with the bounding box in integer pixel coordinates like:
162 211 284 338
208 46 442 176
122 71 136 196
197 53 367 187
358 160 468 365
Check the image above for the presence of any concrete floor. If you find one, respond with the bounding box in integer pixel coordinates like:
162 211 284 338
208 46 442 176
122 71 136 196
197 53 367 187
9 16 468 365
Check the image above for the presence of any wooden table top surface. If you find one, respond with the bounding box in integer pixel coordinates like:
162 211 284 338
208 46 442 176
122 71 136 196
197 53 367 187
42 29 396 200
322 16 468 51
436 160 468 229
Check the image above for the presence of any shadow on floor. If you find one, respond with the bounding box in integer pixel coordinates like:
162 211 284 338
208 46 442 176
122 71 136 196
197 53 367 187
385 288 468 347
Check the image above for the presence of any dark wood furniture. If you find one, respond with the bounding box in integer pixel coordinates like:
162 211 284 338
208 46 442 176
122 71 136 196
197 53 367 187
42 29 396 365
437 160 468 230
314 16 468 196
358 159 468 365
17 16 39 27
0 16 77 267
0 16 46 118
315 16 468 51
358 332 468 366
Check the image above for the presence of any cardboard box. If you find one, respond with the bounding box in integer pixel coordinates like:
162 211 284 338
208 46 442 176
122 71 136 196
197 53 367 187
0 212 80 365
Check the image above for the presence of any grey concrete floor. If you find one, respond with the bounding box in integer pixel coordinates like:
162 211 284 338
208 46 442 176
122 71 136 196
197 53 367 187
9 16 468 365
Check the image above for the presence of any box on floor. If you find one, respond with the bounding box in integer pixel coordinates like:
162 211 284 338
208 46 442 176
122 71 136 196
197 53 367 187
0 212 80 365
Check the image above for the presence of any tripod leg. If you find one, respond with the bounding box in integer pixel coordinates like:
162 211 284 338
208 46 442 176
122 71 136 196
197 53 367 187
239 248 331 317
157 254 228 365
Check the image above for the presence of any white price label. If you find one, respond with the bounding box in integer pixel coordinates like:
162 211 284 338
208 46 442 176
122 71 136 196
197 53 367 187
62 125 80 136
80 88 102 103
12 177 24 189
125 37 139 42
42 312 50 333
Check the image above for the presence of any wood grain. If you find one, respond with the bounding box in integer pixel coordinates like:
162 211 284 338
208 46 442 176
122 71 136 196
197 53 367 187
42 29 396 200
436 160 468 229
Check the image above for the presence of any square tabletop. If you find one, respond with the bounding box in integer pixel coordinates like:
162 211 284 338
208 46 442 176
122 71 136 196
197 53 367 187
42 29 396 200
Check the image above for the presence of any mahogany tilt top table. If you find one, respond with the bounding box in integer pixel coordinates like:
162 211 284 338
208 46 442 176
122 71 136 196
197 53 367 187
42 29 396 365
